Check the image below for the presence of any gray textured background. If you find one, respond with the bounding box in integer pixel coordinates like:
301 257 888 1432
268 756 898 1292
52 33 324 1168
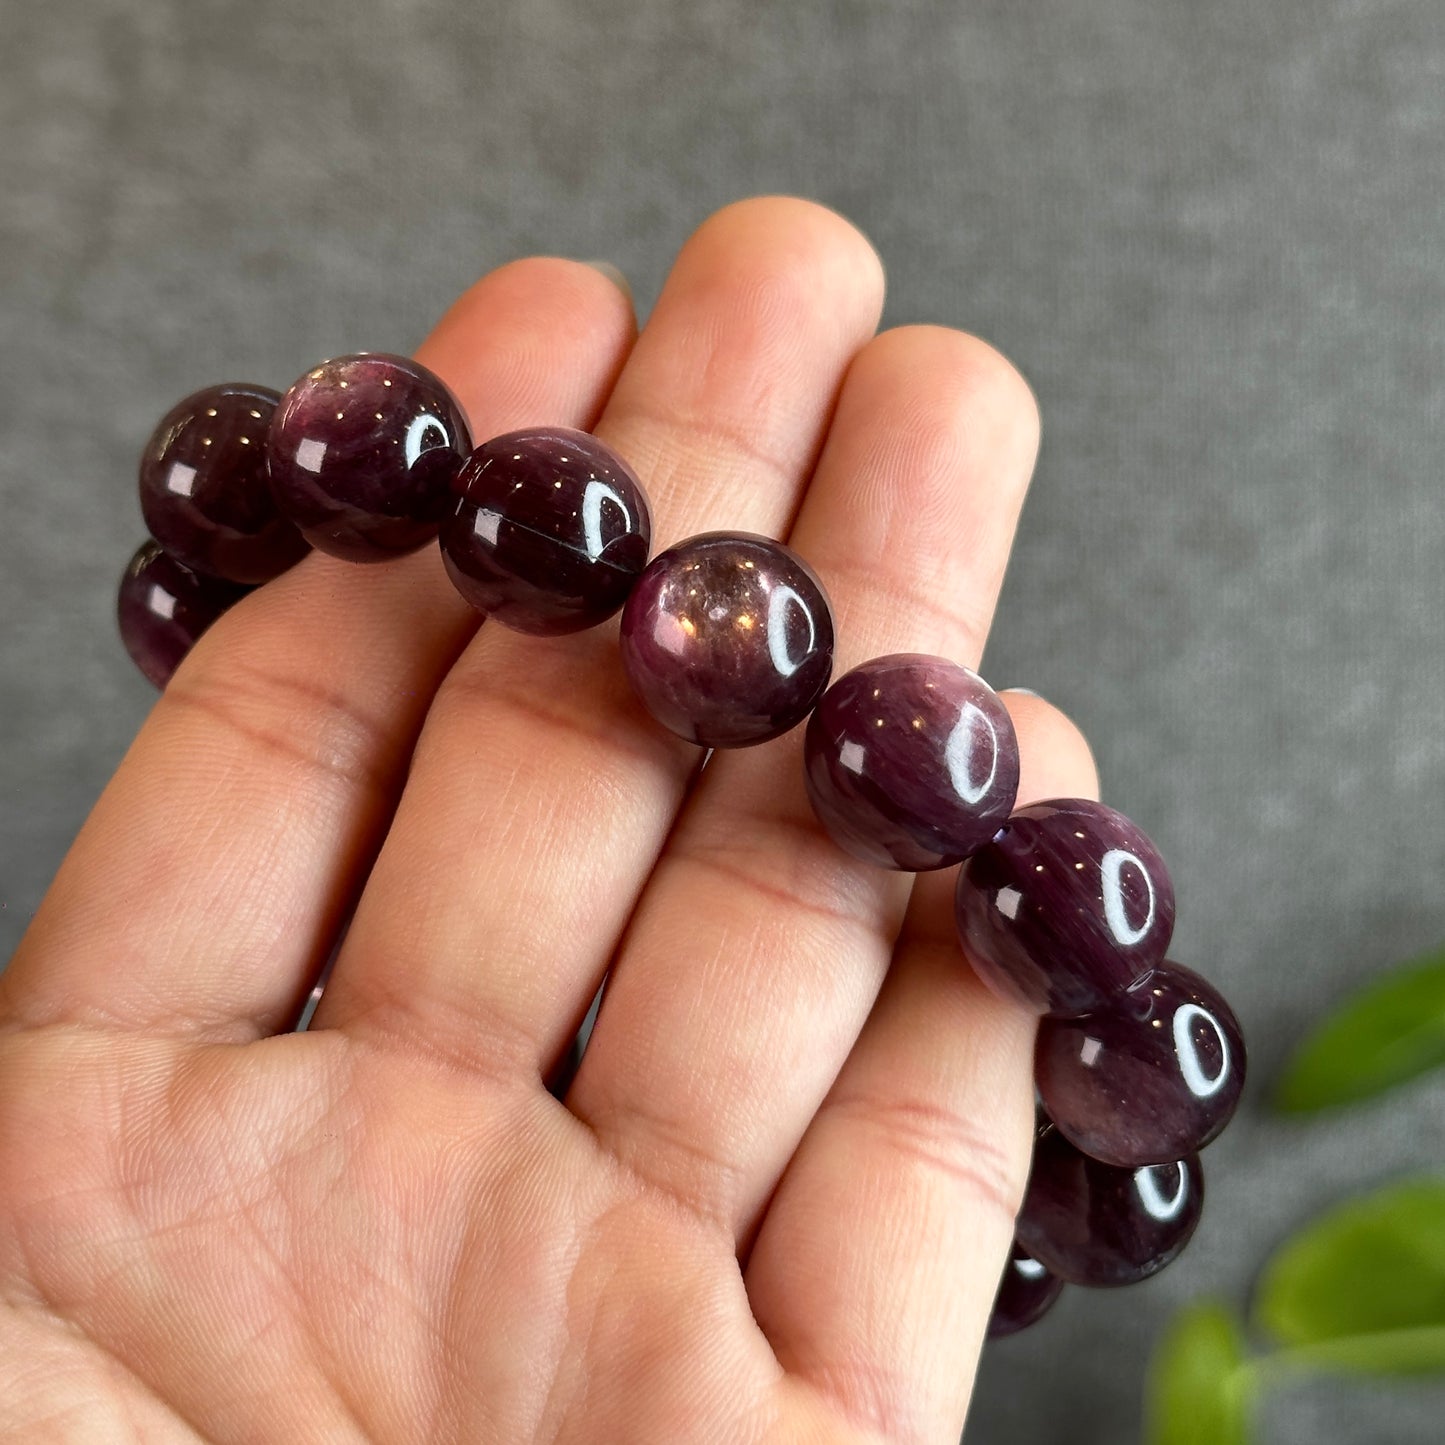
3 1 1444 1440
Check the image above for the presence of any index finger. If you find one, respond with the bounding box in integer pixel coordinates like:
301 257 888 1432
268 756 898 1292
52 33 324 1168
3 258 636 1040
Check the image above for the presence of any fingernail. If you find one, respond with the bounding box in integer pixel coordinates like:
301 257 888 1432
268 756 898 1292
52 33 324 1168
580 260 633 305
1000 687 1045 701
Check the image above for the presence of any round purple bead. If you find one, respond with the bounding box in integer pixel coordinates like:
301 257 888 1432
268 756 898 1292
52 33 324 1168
138 383 308 584
1036 960 1246 1167
440 427 652 635
955 798 1176 1017
803 654 1020 870
619 532 834 747
987 1244 1065 1338
117 540 249 689
267 352 472 561
1016 1126 1204 1288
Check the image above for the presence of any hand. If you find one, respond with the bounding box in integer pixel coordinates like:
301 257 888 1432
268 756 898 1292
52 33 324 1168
1 197 1097 1444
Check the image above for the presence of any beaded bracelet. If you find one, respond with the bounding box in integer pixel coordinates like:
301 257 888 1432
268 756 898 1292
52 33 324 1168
119 350 1247 1336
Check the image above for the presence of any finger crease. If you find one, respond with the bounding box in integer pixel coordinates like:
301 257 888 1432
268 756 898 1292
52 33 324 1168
585 1104 747 1240
813 553 997 666
821 1088 1025 1227
611 398 810 515
162 662 401 801
666 834 889 936
437 668 685 778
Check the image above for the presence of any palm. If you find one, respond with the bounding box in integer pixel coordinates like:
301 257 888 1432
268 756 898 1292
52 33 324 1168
2 198 1094 1444
2 1028 788 1441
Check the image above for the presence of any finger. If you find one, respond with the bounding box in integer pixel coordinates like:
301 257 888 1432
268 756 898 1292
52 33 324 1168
315 197 886 1073
570 325 1040 1234
747 696 1099 1444
1 259 636 1039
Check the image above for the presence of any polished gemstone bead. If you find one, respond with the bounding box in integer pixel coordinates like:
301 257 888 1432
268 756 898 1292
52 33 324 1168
267 352 471 561
117 540 249 689
619 532 833 747
1016 1126 1204 1287
440 427 652 635
955 798 1176 1016
1036 961 1246 1166
987 1243 1065 1338
803 654 1020 870
138 383 308 584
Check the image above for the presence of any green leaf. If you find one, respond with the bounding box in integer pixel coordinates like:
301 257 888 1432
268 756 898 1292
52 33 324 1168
1253 1176 1445 1375
1275 945 1445 1113
1144 1300 1256 1445
1262 1327 1445 1377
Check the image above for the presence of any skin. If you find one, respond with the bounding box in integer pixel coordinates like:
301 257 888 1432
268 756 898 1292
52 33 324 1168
0 197 1100 1444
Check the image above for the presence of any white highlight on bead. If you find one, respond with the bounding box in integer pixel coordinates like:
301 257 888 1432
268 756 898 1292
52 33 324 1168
148 584 176 621
995 885 1023 920
472 509 502 546
1134 1161 1189 1221
766 584 813 678
1079 1036 1103 1068
1173 1002 1231 1099
652 612 689 658
1100 847 1155 946
1014 1255 1047 1281
405 412 449 469
944 702 998 805
165 462 197 497
295 437 327 473
839 740 866 774
581 479 627 561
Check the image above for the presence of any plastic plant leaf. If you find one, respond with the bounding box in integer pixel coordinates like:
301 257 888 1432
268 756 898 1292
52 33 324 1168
1253 1176 1445 1376
1145 1300 1255 1445
1275 945 1445 1113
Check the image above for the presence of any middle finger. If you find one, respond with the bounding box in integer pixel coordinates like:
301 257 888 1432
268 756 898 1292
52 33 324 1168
316 198 885 1072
